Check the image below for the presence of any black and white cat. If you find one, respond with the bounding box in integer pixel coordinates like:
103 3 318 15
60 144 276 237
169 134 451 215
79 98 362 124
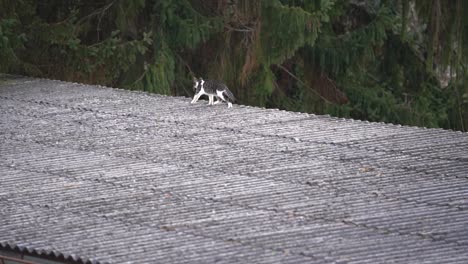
191 77 236 108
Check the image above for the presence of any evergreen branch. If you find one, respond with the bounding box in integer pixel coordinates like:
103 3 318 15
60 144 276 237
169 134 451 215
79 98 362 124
274 64 333 104
224 24 254 32
75 0 117 31
174 52 195 77
129 68 148 88
175 78 192 96
96 0 117 40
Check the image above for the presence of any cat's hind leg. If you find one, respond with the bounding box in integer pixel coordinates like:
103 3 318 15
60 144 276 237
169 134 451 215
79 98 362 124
216 91 232 107
216 91 227 102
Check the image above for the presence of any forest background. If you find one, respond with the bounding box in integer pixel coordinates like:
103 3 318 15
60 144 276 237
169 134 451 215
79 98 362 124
1 0 467 131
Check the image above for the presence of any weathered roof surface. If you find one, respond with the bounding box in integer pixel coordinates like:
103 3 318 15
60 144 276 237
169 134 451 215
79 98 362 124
1 75 468 264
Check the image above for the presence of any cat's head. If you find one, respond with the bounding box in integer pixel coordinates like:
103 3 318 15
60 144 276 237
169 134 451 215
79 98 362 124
193 77 204 91
192 77 199 91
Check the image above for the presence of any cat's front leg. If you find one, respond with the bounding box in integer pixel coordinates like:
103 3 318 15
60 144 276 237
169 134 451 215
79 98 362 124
191 92 202 104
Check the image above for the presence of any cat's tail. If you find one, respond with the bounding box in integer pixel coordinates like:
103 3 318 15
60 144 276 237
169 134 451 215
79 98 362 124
223 88 236 102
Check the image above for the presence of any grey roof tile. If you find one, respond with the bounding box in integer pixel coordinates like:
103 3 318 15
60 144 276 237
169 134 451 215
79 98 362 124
1 75 468 263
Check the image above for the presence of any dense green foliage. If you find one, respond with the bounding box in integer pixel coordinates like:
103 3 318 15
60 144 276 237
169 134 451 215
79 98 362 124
1 0 467 131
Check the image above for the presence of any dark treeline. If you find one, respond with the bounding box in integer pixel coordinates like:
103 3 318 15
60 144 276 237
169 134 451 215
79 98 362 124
1 0 467 131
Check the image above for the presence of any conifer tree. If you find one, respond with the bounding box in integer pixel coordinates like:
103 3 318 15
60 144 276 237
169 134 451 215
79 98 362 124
0 0 467 130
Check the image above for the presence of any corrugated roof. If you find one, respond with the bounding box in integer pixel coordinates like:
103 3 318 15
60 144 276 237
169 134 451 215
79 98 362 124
1 75 468 263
